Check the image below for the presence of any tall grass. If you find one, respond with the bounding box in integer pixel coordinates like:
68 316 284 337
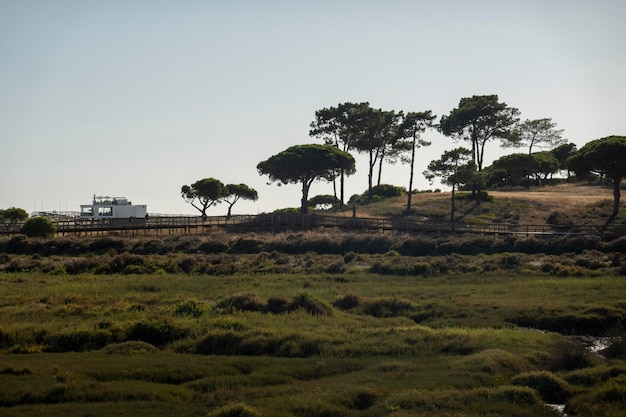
1 270 625 416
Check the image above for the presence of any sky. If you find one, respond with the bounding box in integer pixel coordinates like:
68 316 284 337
2 0 625 216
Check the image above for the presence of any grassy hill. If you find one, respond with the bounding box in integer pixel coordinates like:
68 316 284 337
337 182 625 227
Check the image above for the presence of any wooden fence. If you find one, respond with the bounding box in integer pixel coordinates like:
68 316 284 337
2 214 625 237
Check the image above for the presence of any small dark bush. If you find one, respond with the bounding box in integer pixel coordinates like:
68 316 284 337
353 184 406 203
511 371 571 403
548 339 597 371
264 296 289 314
288 293 332 315
131 239 167 255
604 236 626 253
197 239 230 254
178 256 197 274
341 389 378 410
547 211 573 228
216 293 264 313
208 402 265 417
332 294 361 310
45 329 112 352
325 259 345 274
0 366 31 375
174 299 203 318
101 341 157 354
126 319 188 347
88 237 126 254
21 217 56 238
362 297 415 318
230 238 264 254
196 330 243 355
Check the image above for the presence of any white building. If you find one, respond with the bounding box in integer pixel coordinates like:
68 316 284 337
80 195 147 218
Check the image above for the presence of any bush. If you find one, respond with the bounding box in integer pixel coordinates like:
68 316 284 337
288 293 332 316
101 341 158 354
333 294 361 310
126 319 188 347
20 217 56 238
208 403 265 417
511 371 571 403
361 297 415 318
547 211 574 228
197 239 230 254
264 296 289 314
88 237 126 253
216 293 264 313
45 329 112 352
174 299 204 318
352 184 406 203
196 330 243 355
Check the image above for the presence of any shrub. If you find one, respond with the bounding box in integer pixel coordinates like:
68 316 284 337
197 239 230 254
511 371 571 403
547 339 598 371
45 329 112 352
361 297 415 318
332 294 361 310
340 389 378 410
196 330 243 355
126 319 188 347
216 293 264 313
230 238 263 254
20 217 56 238
325 259 345 274
343 251 359 263
174 299 204 318
547 211 573 228
208 403 265 417
264 296 289 314
288 293 332 316
88 237 126 253
101 341 157 354
352 184 406 203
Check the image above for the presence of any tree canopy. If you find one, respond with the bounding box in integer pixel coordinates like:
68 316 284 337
439 95 520 171
221 184 258 218
257 144 356 214
507 117 565 155
181 178 228 217
309 102 372 205
181 179 257 217
395 110 436 213
0 207 29 225
424 148 476 223
568 135 626 224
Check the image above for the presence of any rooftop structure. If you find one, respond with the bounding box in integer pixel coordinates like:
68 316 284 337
80 195 147 218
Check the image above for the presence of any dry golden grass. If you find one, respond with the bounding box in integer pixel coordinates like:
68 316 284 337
339 182 622 226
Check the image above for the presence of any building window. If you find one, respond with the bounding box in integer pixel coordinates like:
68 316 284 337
98 207 113 216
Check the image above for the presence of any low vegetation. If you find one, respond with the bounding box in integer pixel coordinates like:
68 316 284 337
1 184 625 416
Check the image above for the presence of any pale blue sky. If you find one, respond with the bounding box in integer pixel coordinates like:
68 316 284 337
2 0 625 215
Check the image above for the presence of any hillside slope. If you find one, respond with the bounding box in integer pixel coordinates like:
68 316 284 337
342 183 624 227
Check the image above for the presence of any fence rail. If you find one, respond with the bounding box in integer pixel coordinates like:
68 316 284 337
2 214 625 238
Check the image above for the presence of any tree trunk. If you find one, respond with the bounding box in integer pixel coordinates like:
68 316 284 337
605 177 622 227
301 181 311 215
450 184 456 232
406 135 416 213
377 147 386 186
339 170 345 207
367 151 374 198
